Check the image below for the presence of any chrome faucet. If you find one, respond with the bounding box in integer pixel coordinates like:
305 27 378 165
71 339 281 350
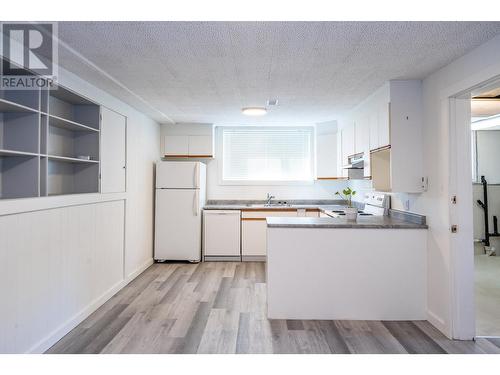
266 193 276 206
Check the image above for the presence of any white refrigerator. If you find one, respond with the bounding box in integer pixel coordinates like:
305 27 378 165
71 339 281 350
154 161 206 262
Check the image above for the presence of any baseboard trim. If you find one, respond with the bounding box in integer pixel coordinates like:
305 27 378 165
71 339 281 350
125 258 154 282
242 255 266 262
28 258 154 354
204 256 242 262
427 309 451 339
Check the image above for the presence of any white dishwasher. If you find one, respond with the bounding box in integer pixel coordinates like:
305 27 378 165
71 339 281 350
203 210 241 261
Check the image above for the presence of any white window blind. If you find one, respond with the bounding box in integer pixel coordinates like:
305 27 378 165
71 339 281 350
222 127 313 181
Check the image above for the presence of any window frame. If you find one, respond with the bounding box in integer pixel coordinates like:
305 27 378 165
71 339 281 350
216 126 315 186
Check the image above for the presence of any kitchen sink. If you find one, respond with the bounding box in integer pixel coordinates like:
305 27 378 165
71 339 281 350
244 203 292 208
264 203 292 207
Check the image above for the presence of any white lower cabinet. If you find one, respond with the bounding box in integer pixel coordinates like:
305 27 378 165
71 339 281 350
203 210 241 260
203 209 321 261
241 210 298 260
241 219 267 257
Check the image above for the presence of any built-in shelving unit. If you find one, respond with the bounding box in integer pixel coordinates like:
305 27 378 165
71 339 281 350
0 75 101 199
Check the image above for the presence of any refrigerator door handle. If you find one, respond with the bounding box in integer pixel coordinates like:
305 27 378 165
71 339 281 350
194 162 199 188
193 189 199 216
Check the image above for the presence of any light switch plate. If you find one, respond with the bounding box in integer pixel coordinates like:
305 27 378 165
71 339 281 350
421 176 428 192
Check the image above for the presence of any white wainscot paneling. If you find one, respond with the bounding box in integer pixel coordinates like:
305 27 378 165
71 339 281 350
0 200 125 353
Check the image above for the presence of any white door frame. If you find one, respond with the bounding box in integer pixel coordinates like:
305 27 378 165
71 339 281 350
449 77 500 339
449 96 475 340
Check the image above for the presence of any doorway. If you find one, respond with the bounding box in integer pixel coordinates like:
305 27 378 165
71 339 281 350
470 86 500 336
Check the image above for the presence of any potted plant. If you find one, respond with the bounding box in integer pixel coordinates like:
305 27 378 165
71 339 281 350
335 188 358 221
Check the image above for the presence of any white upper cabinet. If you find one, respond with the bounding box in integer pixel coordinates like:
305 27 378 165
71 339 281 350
369 112 379 150
164 135 189 156
188 135 213 156
371 80 423 192
354 115 369 155
343 80 423 192
162 124 214 158
316 132 338 179
100 107 126 193
366 102 390 151
341 124 355 165
377 103 390 148
354 115 371 178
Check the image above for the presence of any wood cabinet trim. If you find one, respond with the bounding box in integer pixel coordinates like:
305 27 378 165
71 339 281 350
316 177 348 180
369 145 391 153
241 208 298 212
164 154 213 158
241 217 268 221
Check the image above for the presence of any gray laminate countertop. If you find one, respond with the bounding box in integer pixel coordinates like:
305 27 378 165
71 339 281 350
266 216 428 229
203 203 347 211
203 199 350 211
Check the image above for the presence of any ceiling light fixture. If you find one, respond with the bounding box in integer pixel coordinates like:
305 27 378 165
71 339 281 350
242 107 267 116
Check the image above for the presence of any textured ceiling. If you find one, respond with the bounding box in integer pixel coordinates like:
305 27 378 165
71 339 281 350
56 22 500 125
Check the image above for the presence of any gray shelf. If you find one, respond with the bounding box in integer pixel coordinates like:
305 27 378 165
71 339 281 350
0 153 39 199
1 111 40 154
47 159 99 196
49 86 100 130
0 149 39 157
0 89 40 111
0 81 101 199
49 114 100 133
48 124 99 162
0 99 39 113
47 155 99 164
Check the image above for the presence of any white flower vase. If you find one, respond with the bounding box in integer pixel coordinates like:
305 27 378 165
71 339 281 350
345 207 358 221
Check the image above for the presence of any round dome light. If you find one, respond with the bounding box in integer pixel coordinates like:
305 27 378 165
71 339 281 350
242 107 267 116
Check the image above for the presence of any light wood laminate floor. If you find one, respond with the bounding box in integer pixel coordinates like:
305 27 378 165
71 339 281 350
475 254 500 336
47 262 500 354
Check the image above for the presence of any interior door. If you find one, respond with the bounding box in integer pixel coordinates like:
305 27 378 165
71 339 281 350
100 107 126 193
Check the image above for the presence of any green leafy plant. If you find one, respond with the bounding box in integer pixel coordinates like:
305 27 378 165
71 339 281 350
335 187 357 208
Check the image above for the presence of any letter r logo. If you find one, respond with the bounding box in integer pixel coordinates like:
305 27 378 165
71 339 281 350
1 23 55 76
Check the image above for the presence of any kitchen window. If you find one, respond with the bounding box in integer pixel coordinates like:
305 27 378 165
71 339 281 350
220 126 314 183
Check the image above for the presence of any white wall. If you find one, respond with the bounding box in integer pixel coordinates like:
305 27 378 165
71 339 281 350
0 65 160 353
51 66 160 281
342 35 500 338
0 200 125 353
161 123 349 201
409 34 500 337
